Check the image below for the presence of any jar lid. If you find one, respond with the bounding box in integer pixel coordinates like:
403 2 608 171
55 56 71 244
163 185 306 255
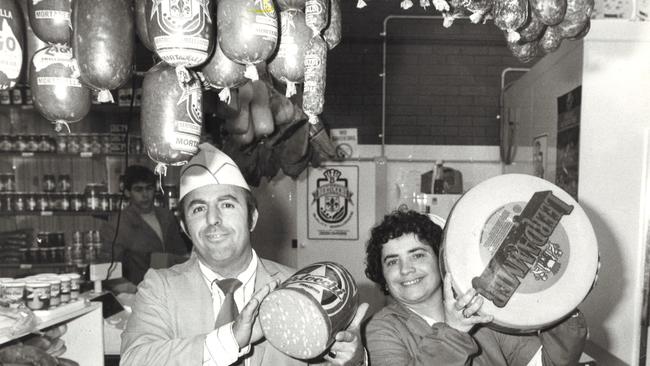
58 275 70 281
4 280 25 287
26 280 50 288
66 273 81 279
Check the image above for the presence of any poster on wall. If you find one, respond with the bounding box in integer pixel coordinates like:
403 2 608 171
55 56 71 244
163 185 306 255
533 134 548 179
556 86 581 200
308 165 359 240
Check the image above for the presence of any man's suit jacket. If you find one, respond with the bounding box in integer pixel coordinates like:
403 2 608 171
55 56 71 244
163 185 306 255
120 253 310 366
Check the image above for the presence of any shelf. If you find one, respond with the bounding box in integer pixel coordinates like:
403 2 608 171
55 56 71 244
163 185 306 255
0 263 74 269
0 152 144 158
0 211 111 218
0 301 99 345
0 104 139 112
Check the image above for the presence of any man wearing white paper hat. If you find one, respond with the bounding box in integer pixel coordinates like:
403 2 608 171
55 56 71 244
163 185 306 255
121 143 368 366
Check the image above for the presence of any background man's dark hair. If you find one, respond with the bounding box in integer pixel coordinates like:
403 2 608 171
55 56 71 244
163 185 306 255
123 165 156 191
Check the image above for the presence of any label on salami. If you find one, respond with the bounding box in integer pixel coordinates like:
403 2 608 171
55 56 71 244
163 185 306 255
0 18 22 87
32 45 78 75
252 1 278 42
171 131 199 154
472 191 573 307
36 76 82 88
34 10 70 22
171 79 202 154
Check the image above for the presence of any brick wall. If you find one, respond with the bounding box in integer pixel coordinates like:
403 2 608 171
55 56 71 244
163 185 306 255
322 1 534 145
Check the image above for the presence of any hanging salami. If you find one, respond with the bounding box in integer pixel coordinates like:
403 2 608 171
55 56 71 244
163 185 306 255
148 0 214 68
217 0 278 81
73 0 134 103
0 0 24 90
530 0 567 25
507 39 539 63
302 35 327 124
276 0 307 10
135 0 154 51
30 45 91 132
225 80 254 134
539 26 563 53
268 9 311 97
323 0 342 49
251 80 274 138
516 9 547 43
141 63 203 174
555 0 593 38
201 38 247 103
18 0 47 83
28 0 72 45
305 0 329 35
493 0 529 41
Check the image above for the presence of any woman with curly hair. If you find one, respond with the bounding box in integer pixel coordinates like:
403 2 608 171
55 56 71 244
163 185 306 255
364 209 587 365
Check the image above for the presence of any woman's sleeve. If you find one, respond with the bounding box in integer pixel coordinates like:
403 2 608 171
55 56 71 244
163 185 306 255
365 317 478 366
539 310 588 365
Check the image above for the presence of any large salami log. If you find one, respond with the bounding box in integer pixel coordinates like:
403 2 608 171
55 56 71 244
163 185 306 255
217 0 278 80
28 0 71 45
530 0 567 25
516 9 547 43
18 0 47 82
30 45 91 132
0 0 24 90
493 0 529 41
135 0 154 51
201 38 247 102
73 0 134 103
507 38 539 63
141 63 203 173
259 262 359 359
148 0 214 68
442 174 599 333
555 0 593 38
302 35 327 122
268 9 311 97
276 0 307 10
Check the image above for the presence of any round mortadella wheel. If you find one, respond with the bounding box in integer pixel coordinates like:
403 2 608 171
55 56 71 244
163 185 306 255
442 174 599 333
259 262 358 359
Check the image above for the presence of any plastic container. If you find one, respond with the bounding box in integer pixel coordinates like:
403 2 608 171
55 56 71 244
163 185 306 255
2 280 25 308
25 280 51 310
67 273 81 301
59 275 71 303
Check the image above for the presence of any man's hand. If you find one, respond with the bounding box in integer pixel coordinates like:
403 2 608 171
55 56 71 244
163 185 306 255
324 302 369 366
232 279 280 348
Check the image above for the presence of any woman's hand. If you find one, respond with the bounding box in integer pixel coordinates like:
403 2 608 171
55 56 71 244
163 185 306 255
443 274 493 333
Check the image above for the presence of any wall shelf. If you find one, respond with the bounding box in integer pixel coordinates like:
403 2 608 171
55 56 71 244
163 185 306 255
0 211 111 218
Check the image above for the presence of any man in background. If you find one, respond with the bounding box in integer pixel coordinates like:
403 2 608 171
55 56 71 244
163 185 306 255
101 165 189 292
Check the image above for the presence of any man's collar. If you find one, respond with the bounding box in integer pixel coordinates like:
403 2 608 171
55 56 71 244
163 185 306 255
198 249 258 286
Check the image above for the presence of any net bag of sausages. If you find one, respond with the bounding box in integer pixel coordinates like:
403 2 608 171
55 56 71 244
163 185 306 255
259 261 358 359
441 174 599 333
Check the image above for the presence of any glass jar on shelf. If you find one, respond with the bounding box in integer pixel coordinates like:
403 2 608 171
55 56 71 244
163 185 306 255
90 134 102 154
57 174 71 192
26 135 39 152
84 183 107 211
25 193 37 211
42 174 56 192
70 193 84 211
0 135 12 151
67 135 80 154
55 134 68 153
38 135 54 152
13 192 25 212
101 134 112 154
14 135 27 152
79 134 91 153
37 193 49 212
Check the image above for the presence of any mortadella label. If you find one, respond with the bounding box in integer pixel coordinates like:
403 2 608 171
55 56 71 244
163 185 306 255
32 45 81 88
151 0 212 66
472 190 573 308
171 76 202 155
0 12 22 89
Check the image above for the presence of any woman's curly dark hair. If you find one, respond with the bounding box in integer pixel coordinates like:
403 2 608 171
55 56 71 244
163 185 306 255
365 209 443 295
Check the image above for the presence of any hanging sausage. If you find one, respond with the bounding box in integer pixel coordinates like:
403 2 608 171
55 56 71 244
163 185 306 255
28 0 72 45
18 0 47 83
303 0 329 125
268 9 311 97
323 0 342 49
217 0 278 81
201 38 247 103
73 0 134 103
135 0 154 51
147 0 214 69
30 45 91 132
141 62 203 175
0 0 24 90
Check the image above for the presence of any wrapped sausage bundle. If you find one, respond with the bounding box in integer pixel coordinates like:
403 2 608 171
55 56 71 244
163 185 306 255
0 0 24 90
28 0 72 45
259 262 359 359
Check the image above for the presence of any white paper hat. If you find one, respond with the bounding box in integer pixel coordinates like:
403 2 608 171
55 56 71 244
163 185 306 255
179 143 250 201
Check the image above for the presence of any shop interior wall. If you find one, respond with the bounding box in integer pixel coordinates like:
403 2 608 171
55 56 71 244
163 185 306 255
503 20 650 365
322 1 533 145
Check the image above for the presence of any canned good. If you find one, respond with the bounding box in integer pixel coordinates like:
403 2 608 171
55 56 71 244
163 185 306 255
85 183 107 211
25 281 51 310
10 88 22 104
41 277 61 307
0 135 13 152
13 193 24 211
0 89 11 104
67 135 81 154
59 275 71 303
71 194 84 211
38 135 53 152
57 174 71 192
66 273 81 301
13 135 27 152
2 280 25 308
26 135 39 152
24 87 33 105
55 134 67 153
